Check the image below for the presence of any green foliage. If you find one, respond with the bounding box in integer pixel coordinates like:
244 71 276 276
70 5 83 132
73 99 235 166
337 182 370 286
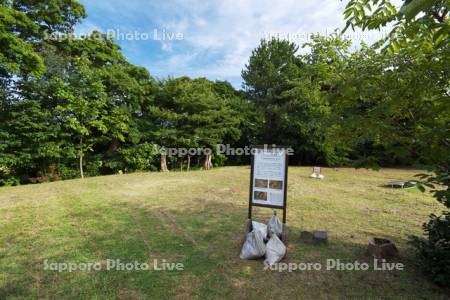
104 143 159 172
0 0 447 202
0 0 86 77
0 165 19 186
342 0 450 286
10 0 86 33
149 77 243 161
412 162 450 286
343 0 449 53
411 211 450 287
0 6 45 76
330 40 449 166
242 38 302 101
57 164 80 180
242 35 352 165
0 97 67 181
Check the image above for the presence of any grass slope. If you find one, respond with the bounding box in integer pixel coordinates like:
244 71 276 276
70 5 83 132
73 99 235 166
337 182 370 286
0 167 447 299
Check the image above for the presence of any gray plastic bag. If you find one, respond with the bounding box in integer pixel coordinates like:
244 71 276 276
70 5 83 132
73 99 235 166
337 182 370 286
252 221 268 240
240 229 266 260
267 211 283 238
264 233 286 266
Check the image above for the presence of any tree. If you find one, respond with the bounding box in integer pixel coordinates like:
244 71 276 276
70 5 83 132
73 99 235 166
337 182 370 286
342 0 450 285
0 0 87 183
213 80 262 166
343 0 449 53
0 5 44 77
149 77 242 171
242 38 302 143
288 34 353 165
0 0 86 77
242 37 347 165
51 56 129 178
0 96 66 183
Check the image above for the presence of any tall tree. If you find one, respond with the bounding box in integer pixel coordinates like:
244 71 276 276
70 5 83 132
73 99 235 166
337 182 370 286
242 38 302 143
242 37 346 165
0 0 86 77
150 77 242 171
342 0 450 285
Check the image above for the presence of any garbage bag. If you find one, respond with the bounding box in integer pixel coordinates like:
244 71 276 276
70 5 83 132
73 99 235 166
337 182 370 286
240 229 266 260
267 211 283 238
252 221 268 240
264 234 286 266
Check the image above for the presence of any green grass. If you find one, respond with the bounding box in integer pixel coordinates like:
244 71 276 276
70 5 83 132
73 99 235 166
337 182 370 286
0 167 448 299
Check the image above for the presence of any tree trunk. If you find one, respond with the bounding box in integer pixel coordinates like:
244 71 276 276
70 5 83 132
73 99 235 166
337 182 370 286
203 154 213 170
187 155 191 171
79 136 84 179
180 159 183 172
160 154 169 172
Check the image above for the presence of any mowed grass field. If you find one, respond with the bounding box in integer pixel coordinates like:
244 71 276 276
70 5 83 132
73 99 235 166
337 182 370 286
0 166 448 299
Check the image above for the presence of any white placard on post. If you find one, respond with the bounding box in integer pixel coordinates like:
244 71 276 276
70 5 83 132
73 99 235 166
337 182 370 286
251 147 287 208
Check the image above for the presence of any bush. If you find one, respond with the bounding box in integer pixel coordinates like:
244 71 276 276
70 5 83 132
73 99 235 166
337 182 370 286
411 212 450 287
117 143 159 172
57 165 81 180
213 153 226 167
411 166 450 286
84 156 103 177
0 165 20 186
0 177 20 186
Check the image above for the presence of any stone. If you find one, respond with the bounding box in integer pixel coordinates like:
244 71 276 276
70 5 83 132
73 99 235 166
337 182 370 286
367 238 398 259
313 231 328 243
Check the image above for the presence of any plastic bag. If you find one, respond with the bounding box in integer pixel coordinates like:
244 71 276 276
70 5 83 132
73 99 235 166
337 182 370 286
267 211 283 238
240 229 266 260
252 221 268 240
264 233 286 266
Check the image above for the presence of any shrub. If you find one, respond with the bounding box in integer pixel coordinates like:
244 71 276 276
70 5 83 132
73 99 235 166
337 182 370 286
57 165 81 180
411 212 450 287
0 177 20 186
0 165 20 186
411 166 450 286
117 143 159 172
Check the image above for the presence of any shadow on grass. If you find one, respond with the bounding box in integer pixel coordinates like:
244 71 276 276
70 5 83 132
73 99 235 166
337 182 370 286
0 197 448 299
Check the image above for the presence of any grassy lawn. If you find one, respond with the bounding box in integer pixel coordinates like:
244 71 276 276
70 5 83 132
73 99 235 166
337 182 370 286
0 166 448 299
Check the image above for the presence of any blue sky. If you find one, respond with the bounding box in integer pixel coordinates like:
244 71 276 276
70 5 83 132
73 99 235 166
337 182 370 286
75 0 394 89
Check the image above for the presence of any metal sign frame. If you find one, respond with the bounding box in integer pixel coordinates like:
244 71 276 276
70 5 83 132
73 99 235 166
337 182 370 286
247 145 289 225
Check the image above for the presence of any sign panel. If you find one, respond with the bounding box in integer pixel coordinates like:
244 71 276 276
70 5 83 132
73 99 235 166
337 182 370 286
251 148 287 207
313 166 321 174
247 145 289 240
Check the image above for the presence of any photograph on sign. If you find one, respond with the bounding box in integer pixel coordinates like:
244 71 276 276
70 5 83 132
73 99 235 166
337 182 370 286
254 179 268 188
269 180 283 189
251 148 286 207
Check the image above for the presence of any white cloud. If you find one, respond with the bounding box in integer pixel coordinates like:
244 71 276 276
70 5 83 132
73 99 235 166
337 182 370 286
78 0 401 86
146 0 391 79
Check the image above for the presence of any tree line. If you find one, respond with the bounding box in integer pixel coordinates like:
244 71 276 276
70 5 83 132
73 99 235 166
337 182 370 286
1 1 448 185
